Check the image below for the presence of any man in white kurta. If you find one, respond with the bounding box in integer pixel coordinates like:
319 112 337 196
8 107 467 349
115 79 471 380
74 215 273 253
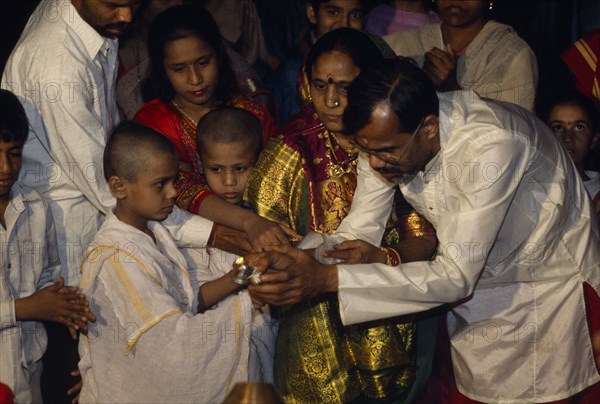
1 2 213 400
385 20 538 111
79 210 252 403
1 0 212 286
2 0 125 285
252 63 600 401
333 93 600 402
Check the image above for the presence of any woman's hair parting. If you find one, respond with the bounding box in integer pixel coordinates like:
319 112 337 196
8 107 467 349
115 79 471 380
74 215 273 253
304 27 384 81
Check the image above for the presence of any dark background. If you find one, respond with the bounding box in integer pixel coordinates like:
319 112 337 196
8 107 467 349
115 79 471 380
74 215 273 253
0 0 596 115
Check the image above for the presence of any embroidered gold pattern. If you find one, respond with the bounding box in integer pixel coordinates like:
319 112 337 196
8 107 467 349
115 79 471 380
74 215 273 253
247 127 432 403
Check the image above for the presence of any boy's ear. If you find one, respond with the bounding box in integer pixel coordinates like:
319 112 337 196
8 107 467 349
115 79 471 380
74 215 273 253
306 3 318 25
108 175 127 200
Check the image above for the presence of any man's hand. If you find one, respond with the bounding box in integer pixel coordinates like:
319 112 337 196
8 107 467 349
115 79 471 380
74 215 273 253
15 277 94 333
247 245 338 305
323 240 387 264
422 46 461 91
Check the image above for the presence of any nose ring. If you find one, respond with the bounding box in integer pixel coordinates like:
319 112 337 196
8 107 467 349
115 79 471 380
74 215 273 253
333 100 340 107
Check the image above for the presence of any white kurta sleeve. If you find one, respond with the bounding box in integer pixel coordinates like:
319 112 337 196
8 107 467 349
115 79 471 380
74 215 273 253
37 200 61 288
162 206 214 248
334 153 396 245
338 131 530 325
0 295 16 330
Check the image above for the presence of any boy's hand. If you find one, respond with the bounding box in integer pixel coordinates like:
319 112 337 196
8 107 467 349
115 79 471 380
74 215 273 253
15 277 94 331
67 368 82 404
323 240 387 264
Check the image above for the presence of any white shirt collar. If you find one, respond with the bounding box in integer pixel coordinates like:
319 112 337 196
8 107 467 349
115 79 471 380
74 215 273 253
61 0 116 60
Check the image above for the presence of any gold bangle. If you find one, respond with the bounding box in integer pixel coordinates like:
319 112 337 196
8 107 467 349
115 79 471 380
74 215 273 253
380 247 401 266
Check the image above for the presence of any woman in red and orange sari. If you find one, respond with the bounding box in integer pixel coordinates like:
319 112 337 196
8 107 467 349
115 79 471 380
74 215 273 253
247 28 437 403
134 5 286 254
135 5 275 215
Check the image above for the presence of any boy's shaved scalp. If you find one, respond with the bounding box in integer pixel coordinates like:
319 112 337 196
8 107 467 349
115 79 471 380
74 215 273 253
196 107 263 159
104 121 176 182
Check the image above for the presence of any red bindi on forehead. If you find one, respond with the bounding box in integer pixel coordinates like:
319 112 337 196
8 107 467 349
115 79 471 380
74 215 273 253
327 76 334 84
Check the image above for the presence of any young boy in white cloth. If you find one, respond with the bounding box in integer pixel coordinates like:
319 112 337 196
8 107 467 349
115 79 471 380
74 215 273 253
78 122 254 403
189 107 277 382
0 89 94 404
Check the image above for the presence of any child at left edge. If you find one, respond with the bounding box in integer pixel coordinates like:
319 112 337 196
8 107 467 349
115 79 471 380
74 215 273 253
0 89 94 404
184 106 278 383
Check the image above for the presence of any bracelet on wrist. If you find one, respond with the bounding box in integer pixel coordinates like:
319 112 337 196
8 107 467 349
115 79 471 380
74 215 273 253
380 247 401 266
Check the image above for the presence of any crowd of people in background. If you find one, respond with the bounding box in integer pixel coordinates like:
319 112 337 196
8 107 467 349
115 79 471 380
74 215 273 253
0 1 599 403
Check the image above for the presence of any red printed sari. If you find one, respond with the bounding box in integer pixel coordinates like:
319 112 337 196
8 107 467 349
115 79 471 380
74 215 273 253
134 95 275 214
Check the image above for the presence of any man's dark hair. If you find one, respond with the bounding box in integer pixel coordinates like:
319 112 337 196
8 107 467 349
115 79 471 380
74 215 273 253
343 58 439 135
305 27 384 82
104 121 176 182
307 0 375 13
0 89 29 143
196 107 263 161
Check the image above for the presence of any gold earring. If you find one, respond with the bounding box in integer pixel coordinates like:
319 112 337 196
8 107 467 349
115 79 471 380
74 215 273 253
489 1 493 10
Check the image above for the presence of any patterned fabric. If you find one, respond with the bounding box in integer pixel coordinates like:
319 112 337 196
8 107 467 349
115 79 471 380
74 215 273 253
247 105 435 403
134 95 275 214
385 21 538 112
562 29 600 105
0 183 60 404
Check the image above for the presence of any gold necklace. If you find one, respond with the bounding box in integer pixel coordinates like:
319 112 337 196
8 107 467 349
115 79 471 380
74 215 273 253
172 99 197 124
326 132 358 178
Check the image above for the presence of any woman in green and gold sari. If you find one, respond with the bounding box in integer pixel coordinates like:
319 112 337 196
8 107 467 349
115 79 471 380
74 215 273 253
247 28 437 403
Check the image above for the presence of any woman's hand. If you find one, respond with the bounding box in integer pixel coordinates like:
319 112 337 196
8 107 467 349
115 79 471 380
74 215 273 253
422 46 461 92
243 216 301 252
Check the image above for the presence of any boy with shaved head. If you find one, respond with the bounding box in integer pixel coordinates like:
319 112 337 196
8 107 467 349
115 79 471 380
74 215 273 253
188 107 277 382
78 122 255 403
197 107 263 207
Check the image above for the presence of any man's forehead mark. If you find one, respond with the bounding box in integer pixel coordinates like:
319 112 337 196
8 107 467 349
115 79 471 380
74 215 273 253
327 76 334 84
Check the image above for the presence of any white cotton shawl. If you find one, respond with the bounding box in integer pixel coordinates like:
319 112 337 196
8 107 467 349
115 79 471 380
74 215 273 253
78 211 251 403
